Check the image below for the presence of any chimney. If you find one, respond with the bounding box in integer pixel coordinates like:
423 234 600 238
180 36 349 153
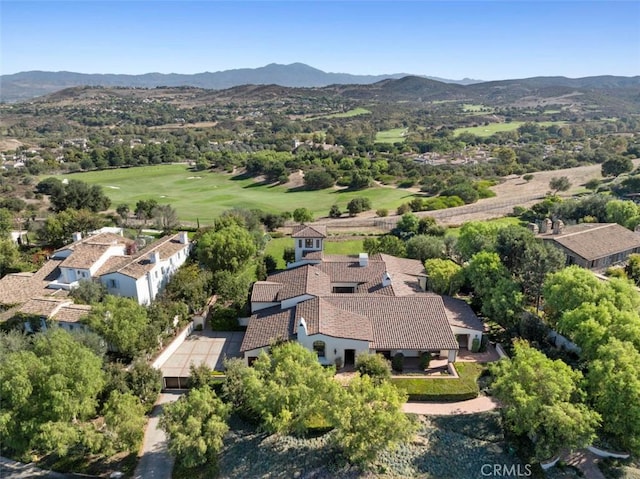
72 232 82 242
540 218 552 234
149 251 160 264
297 317 308 338
382 271 392 287
359 253 369 267
527 223 539 234
553 220 565 235
179 231 189 244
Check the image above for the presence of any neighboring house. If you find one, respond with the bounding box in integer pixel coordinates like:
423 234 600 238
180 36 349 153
0 297 91 333
537 220 640 270
0 230 191 308
241 226 484 366
99 232 191 305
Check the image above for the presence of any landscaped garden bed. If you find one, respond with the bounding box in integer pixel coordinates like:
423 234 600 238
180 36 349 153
390 362 485 401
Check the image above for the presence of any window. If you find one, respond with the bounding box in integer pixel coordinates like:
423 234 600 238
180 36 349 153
298 240 302 248
108 279 118 288
305 238 314 248
313 340 326 358
332 286 355 294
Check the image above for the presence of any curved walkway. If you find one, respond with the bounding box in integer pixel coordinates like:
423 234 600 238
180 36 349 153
562 450 606 479
402 396 501 415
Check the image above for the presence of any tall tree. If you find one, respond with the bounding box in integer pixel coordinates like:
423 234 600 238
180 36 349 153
160 386 230 469
332 374 415 465
196 224 257 273
549 176 571 195
490 340 600 461
587 339 640 455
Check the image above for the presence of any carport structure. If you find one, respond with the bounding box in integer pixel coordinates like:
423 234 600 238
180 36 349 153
160 330 244 389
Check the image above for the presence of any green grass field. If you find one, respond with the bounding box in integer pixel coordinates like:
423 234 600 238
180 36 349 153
305 107 371 121
391 362 484 401
264 237 365 269
52 165 415 224
375 128 407 143
454 121 566 138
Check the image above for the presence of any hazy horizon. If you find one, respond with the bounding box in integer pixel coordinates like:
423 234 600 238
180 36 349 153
2 1 639 81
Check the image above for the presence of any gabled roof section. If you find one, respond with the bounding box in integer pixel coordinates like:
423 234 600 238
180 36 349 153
251 281 283 303
295 297 373 342
266 265 331 301
439 295 485 332
292 224 327 238
54 232 129 254
323 295 459 351
539 223 640 261
240 306 295 352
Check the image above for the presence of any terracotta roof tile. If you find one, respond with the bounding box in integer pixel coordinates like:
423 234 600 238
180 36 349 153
292 225 327 238
539 223 640 261
251 281 282 302
0 259 67 306
240 307 295 352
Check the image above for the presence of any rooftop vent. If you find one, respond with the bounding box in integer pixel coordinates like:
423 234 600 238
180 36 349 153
382 271 392 287
359 253 369 267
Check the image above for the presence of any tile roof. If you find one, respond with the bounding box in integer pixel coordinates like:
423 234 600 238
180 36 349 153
295 297 373 342
55 304 92 323
102 233 189 279
15 297 69 317
539 223 640 261
0 259 67 306
251 281 283 303
265 265 331 301
292 224 327 238
61 243 115 269
240 306 295 352
323 296 459 351
438 295 485 332
54 232 129 254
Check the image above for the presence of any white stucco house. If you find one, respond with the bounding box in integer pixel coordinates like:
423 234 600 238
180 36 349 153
241 225 484 366
0 230 191 308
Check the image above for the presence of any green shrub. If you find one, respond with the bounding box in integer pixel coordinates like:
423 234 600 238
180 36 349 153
376 208 389 217
355 352 391 383
209 307 243 331
419 352 431 370
392 352 404 372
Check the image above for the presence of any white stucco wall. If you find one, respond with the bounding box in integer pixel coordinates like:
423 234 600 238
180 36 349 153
450 325 483 350
281 294 314 310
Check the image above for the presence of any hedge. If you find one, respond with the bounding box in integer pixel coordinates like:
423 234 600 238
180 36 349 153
391 363 483 402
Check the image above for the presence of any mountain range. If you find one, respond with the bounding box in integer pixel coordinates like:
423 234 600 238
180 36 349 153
0 63 482 103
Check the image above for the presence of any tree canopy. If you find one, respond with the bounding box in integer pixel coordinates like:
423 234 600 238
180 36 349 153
490 340 600 461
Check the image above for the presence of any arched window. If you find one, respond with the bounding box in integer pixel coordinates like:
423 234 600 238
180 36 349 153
313 340 326 358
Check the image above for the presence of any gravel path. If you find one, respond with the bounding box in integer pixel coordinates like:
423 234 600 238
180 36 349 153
402 396 501 416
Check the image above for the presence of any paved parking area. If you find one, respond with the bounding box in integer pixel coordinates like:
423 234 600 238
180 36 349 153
160 330 244 377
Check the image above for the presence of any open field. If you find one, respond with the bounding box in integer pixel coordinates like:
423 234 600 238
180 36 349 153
214 411 523 479
375 127 407 143
54 165 414 224
305 107 371 120
454 120 566 137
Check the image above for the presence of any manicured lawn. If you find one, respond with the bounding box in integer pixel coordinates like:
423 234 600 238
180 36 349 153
391 362 485 401
375 127 407 143
454 120 566 137
50 165 414 224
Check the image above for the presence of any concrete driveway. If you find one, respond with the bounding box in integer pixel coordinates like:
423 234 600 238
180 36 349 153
133 391 184 479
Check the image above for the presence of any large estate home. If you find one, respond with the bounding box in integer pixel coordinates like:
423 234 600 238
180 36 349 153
241 225 484 366
536 220 640 270
0 229 191 309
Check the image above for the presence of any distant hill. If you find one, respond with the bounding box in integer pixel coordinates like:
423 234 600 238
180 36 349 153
0 63 482 103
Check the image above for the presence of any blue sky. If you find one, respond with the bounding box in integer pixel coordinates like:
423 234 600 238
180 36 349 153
1 1 639 80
